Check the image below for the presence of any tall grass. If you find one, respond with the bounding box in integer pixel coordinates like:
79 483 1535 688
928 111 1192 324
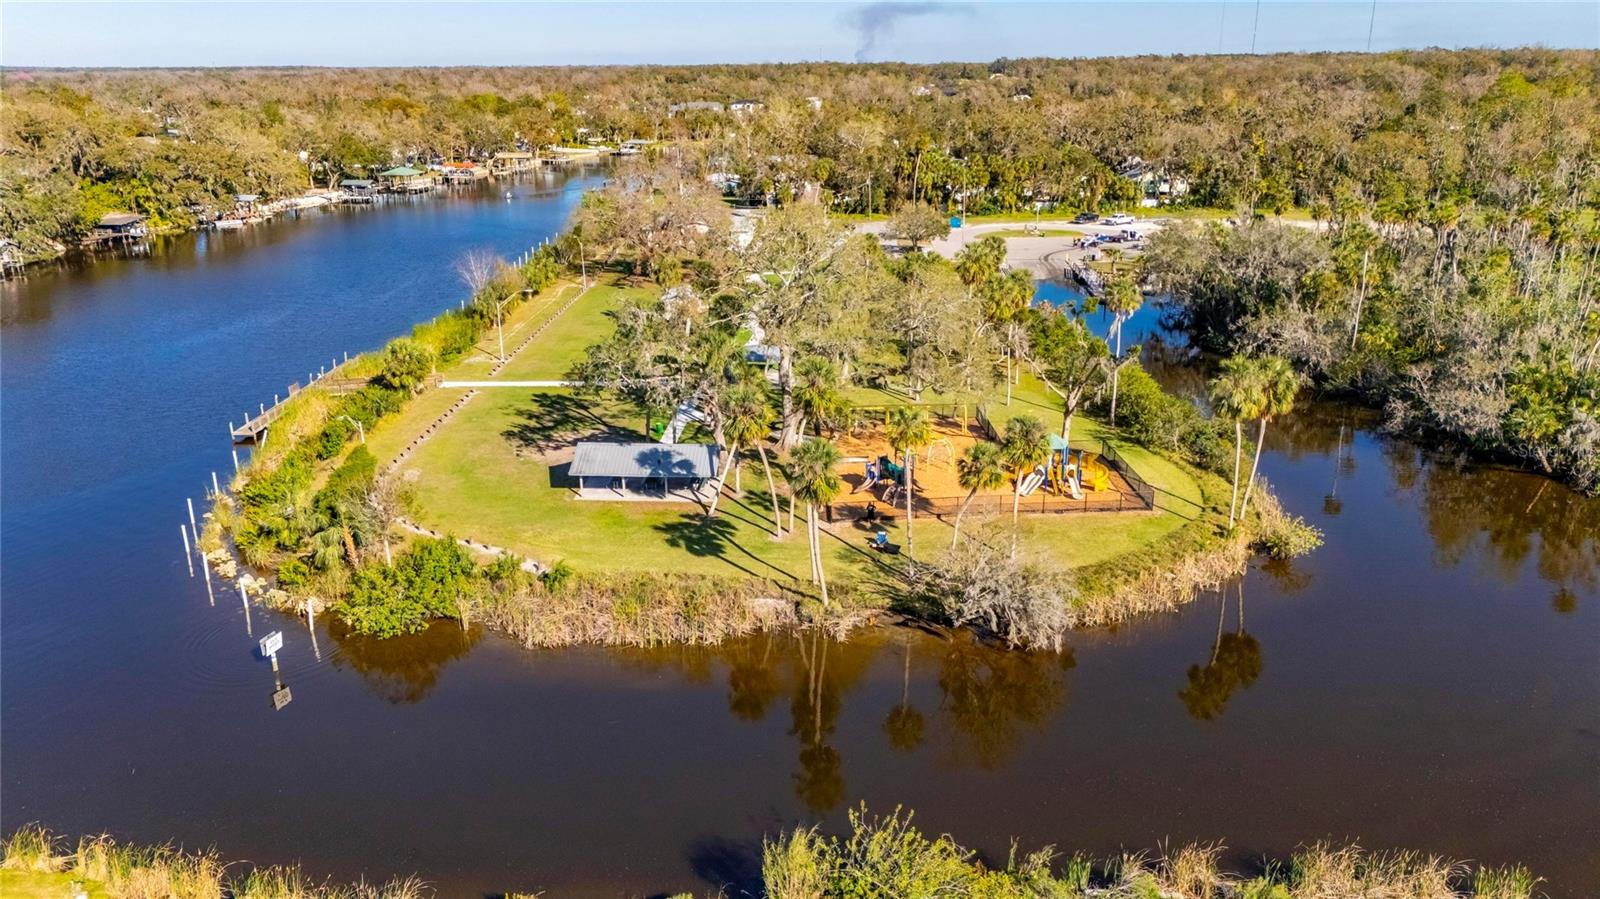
465 571 803 647
4 827 428 899
758 809 1545 899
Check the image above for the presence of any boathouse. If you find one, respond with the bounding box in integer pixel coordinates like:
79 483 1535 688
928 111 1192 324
377 166 434 193
340 178 376 202
88 212 147 243
491 151 534 174
569 442 721 501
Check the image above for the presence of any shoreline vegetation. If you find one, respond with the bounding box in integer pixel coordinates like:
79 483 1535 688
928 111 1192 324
3 818 1545 899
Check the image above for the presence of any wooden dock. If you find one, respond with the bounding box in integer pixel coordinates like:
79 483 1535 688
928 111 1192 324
229 354 365 444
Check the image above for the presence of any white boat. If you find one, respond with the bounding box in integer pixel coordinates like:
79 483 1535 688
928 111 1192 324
213 218 245 231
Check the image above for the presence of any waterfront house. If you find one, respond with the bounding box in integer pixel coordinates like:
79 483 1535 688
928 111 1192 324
88 212 147 243
569 441 721 502
729 99 764 114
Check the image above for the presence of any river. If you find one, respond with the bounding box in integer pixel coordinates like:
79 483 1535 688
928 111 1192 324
2 186 1596 896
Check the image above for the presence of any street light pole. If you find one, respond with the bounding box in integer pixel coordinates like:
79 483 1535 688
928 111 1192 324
335 415 365 444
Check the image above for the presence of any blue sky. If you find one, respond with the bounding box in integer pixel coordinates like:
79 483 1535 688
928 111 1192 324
3 1 1595 67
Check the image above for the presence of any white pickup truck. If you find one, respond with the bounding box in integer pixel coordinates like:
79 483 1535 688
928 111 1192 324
1103 212 1135 225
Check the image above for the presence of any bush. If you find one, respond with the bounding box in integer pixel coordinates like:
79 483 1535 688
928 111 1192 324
411 311 480 363
276 558 310 590
334 536 477 637
376 337 436 393
1105 363 1236 475
315 445 376 517
1254 491 1324 559
906 523 1074 650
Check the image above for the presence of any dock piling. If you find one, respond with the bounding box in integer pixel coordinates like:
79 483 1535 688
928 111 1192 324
180 525 195 577
187 497 198 535
232 449 240 473
239 582 253 636
202 556 215 606
212 471 221 497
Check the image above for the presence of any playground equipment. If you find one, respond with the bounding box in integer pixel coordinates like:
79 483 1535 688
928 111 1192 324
1041 437 1113 500
925 437 956 467
1018 465 1047 497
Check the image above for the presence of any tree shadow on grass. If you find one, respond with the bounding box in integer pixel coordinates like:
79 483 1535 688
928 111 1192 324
501 392 640 453
654 510 799 583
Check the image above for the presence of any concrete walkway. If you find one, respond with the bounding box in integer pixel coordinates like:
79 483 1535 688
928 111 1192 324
438 379 575 388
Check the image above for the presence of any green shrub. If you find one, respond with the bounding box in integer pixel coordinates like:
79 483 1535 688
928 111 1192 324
275 558 310 589
1104 364 1235 475
315 445 376 516
334 536 477 637
376 337 435 393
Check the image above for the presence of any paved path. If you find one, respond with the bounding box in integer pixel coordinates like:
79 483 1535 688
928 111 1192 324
439 379 575 388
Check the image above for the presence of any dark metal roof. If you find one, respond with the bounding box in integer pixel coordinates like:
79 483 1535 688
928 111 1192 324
570 442 720 480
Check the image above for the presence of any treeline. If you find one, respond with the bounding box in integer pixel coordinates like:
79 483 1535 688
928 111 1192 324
5 49 1595 258
1144 213 1599 494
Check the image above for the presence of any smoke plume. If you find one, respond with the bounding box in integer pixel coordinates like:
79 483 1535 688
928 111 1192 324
849 2 970 63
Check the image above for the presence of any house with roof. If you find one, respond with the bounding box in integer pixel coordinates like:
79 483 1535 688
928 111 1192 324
568 441 721 502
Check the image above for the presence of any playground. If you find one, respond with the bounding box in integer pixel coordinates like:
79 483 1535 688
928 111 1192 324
828 413 1145 522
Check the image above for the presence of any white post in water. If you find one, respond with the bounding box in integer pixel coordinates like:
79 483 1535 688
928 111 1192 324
239 582 253 636
232 449 240 473
201 556 215 606
186 497 198 535
306 599 321 660
211 471 221 497
180 525 194 577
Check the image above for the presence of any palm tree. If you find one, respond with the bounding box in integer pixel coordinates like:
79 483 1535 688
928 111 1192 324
1238 355 1300 518
1104 273 1143 427
1208 356 1266 529
951 442 1007 547
793 356 848 438
785 438 843 606
999 415 1051 523
884 406 932 563
724 378 783 536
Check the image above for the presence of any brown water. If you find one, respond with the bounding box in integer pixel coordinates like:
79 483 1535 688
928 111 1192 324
3 194 1596 896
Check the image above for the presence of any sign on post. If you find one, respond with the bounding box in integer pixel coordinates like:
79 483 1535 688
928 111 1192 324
259 631 284 658
271 685 293 711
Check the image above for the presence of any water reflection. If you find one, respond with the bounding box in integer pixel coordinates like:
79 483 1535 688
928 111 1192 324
935 633 1072 768
328 620 482 704
883 635 924 753
1385 441 1600 604
1178 585 1262 722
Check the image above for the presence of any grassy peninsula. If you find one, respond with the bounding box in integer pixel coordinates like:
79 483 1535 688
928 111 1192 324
206 183 1319 651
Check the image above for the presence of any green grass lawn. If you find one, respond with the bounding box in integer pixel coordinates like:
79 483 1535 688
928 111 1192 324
492 278 653 381
398 387 908 587
365 269 1209 594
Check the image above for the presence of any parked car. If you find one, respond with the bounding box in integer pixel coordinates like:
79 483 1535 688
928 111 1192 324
1072 211 1098 224
1104 212 1135 225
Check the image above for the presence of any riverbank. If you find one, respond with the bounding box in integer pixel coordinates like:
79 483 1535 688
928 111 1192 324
4 818 1541 899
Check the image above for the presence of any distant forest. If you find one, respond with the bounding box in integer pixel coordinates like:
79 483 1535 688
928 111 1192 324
3 50 1596 490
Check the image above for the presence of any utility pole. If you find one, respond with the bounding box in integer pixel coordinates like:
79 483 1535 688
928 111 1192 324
1250 0 1262 53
